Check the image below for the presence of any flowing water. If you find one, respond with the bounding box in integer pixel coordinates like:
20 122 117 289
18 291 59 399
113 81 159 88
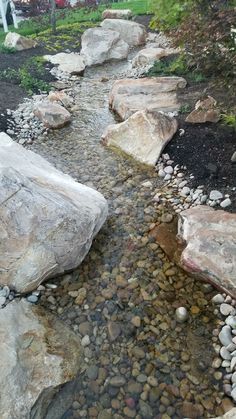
29 58 225 418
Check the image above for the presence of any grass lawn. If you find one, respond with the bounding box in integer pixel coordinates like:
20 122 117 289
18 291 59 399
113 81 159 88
0 0 153 47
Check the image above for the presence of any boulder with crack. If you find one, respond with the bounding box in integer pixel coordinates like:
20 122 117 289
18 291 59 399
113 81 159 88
81 27 129 66
44 52 86 75
109 77 187 120
101 19 147 47
0 133 108 293
132 47 180 67
0 299 82 419
34 101 71 128
4 32 37 51
178 206 236 297
102 9 133 19
102 110 178 166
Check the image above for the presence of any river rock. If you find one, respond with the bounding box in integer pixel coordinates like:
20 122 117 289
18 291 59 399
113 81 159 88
48 91 74 109
81 27 129 66
109 77 187 120
219 326 233 347
4 32 37 51
0 299 82 419
34 102 71 129
102 9 133 20
186 96 220 123
132 47 179 67
101 110 178 166
0 133 108 293
101 19 147 47
178 206 236 297
44 52 86 75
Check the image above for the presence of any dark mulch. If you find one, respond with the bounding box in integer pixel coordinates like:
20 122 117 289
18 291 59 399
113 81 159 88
0 46 55 131
165 121 236 212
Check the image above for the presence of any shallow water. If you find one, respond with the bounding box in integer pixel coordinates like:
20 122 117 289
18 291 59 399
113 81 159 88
29 58 224 418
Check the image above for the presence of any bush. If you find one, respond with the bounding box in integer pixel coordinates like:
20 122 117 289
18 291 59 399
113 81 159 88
173 6 236 79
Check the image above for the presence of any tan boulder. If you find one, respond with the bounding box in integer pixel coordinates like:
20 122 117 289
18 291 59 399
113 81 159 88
101 19 147 47
186 96 220 123
109 77 187 120
132 47 180 67
4 32 37 51
48 91 74 109
101 110 178 166
81 27 129 66
34 101 71 128
102 9 133 20
178 206 236 298
44 52 86 75
0 300 82 419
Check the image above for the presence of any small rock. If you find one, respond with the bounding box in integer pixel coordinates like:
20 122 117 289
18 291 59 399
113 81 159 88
231 151 236 163
164 166 173 174
220 303 235 316
108 321 121 341
212 294 225 304
220 347 232 360
110 375 126 387
219 326 233 347
209 190 223 200
161 213 173 223
81 335 90 347
220 198 232 208
26 295 38 304
175 307 188 323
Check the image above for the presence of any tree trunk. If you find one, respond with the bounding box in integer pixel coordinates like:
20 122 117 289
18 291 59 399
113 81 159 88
50 0 56 34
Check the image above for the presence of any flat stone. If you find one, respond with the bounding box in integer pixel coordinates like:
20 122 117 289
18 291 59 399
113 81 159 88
44 53 86 75
178 206 236 298
109 77 187 121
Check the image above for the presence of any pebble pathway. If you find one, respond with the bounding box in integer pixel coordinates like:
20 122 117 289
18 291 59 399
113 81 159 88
24 59 233 418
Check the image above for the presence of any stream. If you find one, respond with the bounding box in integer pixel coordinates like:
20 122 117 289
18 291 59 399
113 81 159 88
29 56 224 418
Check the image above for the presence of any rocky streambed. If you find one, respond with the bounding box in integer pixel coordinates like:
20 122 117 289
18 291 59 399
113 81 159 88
20 58 234 418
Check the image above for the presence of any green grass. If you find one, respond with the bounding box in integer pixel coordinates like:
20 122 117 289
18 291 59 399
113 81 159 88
0 0 153 45
147 55 206 83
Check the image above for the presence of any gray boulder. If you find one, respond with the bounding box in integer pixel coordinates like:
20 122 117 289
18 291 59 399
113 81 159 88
0 133 108 293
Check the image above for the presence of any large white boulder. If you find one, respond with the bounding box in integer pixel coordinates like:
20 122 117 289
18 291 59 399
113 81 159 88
101 19 147 47
132 47 180 67
0 133 108 293
109 77 187 120
102 110 178 166
44 52 86 75
102 9 133 20
178 206 236 297
4 32 37 51
0 300 82 419
34 101 71 129
81 27 129 66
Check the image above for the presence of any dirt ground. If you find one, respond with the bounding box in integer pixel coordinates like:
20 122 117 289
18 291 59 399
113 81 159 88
0 15 235 212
